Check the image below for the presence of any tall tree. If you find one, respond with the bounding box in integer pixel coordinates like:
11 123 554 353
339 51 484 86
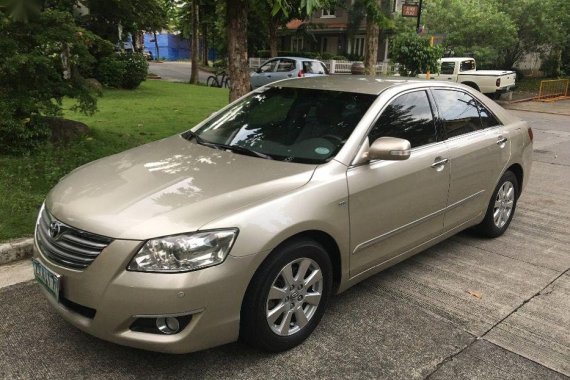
361 0 392 75
189 0 199 83
226 0 248 101
226 0 324 101
423 0 517 68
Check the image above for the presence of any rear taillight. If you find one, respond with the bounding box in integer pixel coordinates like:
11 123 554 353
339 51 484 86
496 78 501 87
528 127 533 142
298 70 304 78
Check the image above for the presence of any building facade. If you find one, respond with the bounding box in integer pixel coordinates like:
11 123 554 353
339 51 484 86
278 0 407 61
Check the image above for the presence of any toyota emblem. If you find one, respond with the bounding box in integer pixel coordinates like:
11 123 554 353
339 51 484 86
48 221 62 239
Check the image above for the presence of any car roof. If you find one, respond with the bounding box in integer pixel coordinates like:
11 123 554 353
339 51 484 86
440 57 475 62
269 75 442 95
268 56 322 62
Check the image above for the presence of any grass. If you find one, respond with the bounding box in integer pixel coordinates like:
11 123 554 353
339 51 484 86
0 80 228 241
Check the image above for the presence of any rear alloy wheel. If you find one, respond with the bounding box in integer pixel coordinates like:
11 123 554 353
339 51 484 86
475 171 519 237
240 238 332 352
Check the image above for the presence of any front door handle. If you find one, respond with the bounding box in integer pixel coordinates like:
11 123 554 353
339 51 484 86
497 136 508 145
431 157 449 169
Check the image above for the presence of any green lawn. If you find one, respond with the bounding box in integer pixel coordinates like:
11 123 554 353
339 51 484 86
0 80 228 241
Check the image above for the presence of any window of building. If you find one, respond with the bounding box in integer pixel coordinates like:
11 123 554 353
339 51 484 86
369 91 437 148
350 36 365 57
321 9 336 18
291 36 304 52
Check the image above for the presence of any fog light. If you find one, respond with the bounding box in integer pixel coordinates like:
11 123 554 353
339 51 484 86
156 317 180 334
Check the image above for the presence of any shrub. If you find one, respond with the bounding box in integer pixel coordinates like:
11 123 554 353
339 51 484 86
95 53 148 89
121 53 148 89
0 110 50 155
96 55 127 87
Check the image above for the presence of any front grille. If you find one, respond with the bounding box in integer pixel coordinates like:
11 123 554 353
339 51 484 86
36 207 113 270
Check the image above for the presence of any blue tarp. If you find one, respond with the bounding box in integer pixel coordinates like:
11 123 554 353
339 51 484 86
144 33 191 60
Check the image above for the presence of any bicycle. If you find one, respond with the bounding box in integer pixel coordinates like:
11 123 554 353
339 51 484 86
206 70 230 88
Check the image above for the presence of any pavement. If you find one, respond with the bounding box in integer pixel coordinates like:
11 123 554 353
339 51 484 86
148 61 213 85
1 106 569 379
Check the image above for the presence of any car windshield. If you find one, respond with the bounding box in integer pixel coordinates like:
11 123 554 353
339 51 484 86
186 87 376 164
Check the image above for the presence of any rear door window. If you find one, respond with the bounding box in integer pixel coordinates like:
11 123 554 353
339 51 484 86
440 62 455 75
276 59 296 72
477 102 501 129
433 90 482 138
460 60 476 72
369 91 437 148
303 61 327 74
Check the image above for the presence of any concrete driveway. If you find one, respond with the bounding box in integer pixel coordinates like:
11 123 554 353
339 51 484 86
0 108 568 379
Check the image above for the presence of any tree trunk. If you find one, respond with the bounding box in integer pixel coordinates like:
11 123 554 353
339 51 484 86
364 16 379 76
269 16 279 58
190 0 200 84
202 22 209 66
153 32 160 61
226 0 249 102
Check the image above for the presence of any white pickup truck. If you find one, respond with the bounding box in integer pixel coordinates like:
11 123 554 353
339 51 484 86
419 57 516 97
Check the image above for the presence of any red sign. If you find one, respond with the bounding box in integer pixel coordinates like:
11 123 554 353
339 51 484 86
402 4 419 17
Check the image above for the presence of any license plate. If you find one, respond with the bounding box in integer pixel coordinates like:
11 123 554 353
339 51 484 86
33 259 61 302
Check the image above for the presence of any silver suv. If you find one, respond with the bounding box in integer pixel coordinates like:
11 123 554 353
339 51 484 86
33 76 532 354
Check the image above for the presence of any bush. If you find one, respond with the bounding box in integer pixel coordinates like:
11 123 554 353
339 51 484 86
96 56 127 87
122 53 148 89
391 33 443 76
0 110 50 155
95 53 148 89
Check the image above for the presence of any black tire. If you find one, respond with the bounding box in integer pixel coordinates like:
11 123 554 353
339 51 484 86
206 76 218 87
223 78 230 88
475 171 519 238
240 238 333 352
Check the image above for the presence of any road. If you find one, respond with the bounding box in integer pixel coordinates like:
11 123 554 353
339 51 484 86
1 107 569 379
148 61 213 85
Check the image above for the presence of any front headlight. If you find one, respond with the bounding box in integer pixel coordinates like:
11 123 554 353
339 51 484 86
127 229 238 273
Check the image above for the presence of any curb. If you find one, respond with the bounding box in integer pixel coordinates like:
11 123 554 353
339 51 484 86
0 238 33 266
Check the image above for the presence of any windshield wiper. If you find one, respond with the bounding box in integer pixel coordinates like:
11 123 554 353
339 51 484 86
213 143 274 160
182 130 210 145
182 131 273 160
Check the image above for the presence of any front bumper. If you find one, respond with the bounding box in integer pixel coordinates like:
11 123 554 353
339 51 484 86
33 238 265 354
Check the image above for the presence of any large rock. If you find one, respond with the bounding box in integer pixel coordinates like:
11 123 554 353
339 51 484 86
45 117 90 145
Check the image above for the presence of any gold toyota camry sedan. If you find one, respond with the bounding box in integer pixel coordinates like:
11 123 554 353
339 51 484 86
33 76 533 353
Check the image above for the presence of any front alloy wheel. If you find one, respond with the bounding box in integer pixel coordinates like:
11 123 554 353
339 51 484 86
266 258 323 336
241 238 332 352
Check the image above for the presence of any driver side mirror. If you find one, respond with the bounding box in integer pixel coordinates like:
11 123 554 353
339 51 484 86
255 67 262 73
368 137 411 161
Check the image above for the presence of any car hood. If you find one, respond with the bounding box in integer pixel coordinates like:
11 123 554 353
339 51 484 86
46 135 317 240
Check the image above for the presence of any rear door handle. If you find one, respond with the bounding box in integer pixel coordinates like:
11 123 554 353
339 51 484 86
497 136 508 145
431 158 449 168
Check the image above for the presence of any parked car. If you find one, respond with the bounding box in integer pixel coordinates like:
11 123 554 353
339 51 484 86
250 57 328 89
33 76 532 354
143 49 154 61
418 57 516 97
